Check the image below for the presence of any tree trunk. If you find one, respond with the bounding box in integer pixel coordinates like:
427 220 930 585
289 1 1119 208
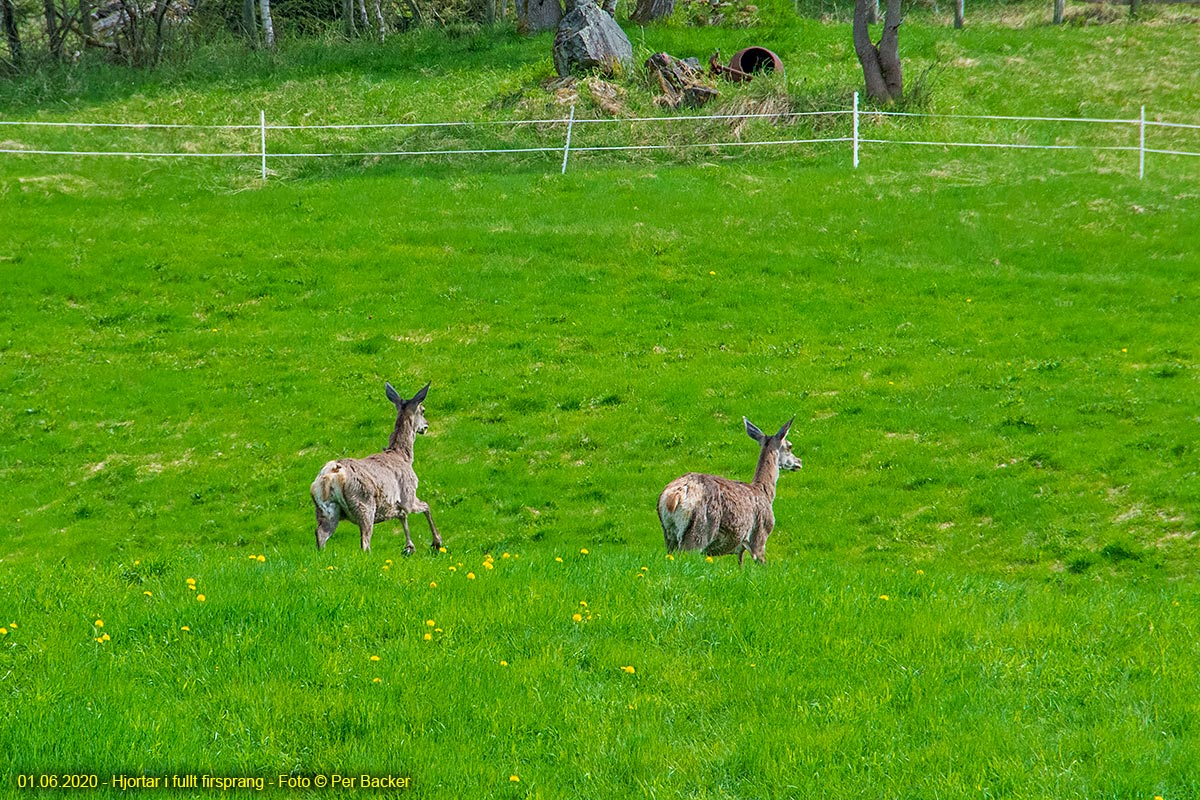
630 0 673 24
150 0 170 65
853 0 902 104
240 0 259 45
372 0 386 40
1052 0 1063 23
43 0 63 58
516 0 560 33
2 0 22 67
79 0 94 39
260 0 275 48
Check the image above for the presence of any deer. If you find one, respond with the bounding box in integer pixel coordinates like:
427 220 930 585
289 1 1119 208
657 417 801 566
310 381 443 555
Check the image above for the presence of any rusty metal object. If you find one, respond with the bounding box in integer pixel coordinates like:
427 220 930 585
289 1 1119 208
710 46 783 82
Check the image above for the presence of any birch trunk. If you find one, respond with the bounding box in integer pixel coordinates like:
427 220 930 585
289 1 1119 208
372 0 387 41
260 0 275 48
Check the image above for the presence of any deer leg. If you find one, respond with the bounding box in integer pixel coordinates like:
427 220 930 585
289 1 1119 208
681 506 712 552
749 522 771 565
352 499 376 552
413 498 442 554
400 514 416 557
314 504 340 551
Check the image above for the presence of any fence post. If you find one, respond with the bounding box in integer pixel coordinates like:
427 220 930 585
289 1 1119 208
1138 105 1145 180
561 104 575 175
852 92 860 169
260 110 268 181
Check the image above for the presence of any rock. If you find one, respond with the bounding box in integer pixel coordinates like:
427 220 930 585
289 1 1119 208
646 52 718 109
552 1 633 78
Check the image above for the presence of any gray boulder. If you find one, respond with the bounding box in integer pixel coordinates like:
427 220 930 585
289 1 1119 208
552 1 633 78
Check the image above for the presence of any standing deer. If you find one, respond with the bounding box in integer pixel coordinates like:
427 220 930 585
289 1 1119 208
311 381 443 555
658 417 801 565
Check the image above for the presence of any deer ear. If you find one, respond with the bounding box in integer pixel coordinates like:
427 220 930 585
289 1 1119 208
409 382 430 406
776 417 795 440
744 417 766 444
385 382 403 407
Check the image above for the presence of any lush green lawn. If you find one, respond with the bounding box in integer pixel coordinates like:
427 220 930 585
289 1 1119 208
2 9 1199 798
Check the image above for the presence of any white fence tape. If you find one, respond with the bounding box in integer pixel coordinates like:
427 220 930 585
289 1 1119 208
1 95 1197 179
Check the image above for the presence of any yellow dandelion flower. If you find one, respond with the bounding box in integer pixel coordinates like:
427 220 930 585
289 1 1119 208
484 562 494 570
635 574 644 580
621 666 636 674
133 560 141 566
181 626 190 632
326 566 336 571
509 776 520 783
580 548 589 555
372 677 382 684
439 546 448 553
385 559 393 565
382 565 391 571
572 613 583 623
554 557 563 563
666 554 675 561
640 566 648 572
435 628 443 633
499 660 509 667
257 555 265 563
143 591 153 597
448 566 457 572
426 619 436 627
429 581 438 588
197 594 206 602
95 619 104 628
101 633 110 642
502 552 511 559
467 572 476 580
0 628 7 636
370 655 381 662
709 271 716 276
186 578 196 585
705 556 714 563
423 633 432 641
94 637 104 643
8 623 15 629
916 569 925 576
579 600 588 607
879 595 890 601
248 554 258 560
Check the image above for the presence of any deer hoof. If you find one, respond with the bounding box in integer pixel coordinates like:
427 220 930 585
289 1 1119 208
403 543 415 557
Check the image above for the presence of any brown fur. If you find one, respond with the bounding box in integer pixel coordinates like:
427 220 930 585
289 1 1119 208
657 417 801 565
311 382 442 554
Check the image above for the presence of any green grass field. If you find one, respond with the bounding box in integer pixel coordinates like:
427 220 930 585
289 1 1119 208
2 6 1199 798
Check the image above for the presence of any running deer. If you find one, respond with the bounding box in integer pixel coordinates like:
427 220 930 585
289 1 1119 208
658 417 801 565
311 381 443 555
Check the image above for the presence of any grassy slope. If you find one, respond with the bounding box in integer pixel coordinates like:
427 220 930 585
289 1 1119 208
1 9 1199 798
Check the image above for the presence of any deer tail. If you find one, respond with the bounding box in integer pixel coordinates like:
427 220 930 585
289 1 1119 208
658 482 693 552
312 461 348 513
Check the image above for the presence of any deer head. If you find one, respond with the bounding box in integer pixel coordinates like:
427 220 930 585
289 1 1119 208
744 417 802 472
385 381 430 450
